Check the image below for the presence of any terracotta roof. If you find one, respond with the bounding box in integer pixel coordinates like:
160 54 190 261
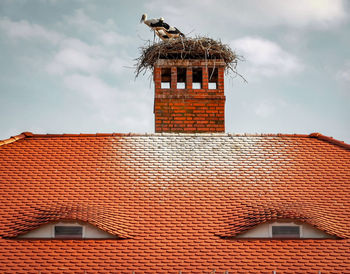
0 204 133 239
0 132 349 272
216 202 346 238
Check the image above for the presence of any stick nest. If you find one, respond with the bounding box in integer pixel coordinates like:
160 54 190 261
135 37 240 78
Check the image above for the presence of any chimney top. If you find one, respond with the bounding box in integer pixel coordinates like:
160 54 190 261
153 58 226 133
135 37 240 134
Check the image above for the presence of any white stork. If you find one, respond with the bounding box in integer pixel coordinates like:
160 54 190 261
140 13 185 41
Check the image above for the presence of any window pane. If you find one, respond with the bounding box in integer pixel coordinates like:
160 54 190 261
161 68 171 82
177 68 186 83
161 68 171 89
161 82 170 89
272 226 300 238
208 68 218 89
192 68 202 89
55 226 82 238
208 82 217 89
192 82 201 89
208 68 218 83
177 82 185 89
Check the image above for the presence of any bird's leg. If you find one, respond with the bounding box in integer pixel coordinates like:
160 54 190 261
154 29 162 42
153 27 160 42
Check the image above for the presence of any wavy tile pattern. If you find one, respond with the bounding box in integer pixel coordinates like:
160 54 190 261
0 133 349 272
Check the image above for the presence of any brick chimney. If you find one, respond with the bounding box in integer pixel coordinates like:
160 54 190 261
153 59 225 133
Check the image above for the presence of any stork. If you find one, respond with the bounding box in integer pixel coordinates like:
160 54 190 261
140 13 185 41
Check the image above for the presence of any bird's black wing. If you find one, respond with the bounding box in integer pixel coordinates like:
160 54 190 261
150 21 170 30
167 27 185 37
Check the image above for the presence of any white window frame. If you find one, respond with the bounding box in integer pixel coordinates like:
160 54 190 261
192 82 201 89
161 82 170 89
208 82 217 89
177 82 186 89
51 222 85 239
269 221 302 238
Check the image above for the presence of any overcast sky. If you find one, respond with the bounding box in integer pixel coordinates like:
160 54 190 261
1 0 349 143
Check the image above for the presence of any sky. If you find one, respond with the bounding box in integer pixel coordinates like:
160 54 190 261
0 0 349 143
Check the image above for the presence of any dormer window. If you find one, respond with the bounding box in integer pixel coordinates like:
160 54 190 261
235 220 335 239
271 224 300 238
54 225 83 239
18 221 117 239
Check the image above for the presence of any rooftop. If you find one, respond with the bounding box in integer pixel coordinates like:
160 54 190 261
0 131 349 272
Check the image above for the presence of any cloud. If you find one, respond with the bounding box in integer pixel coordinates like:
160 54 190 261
254 99 287 118
240 98 288 118
255 101 276 118
99 31 133 46
62 73 152 130
42 10 133 77
60 38 104 55
64 9 106 31
0 17 63 44
336 66 350 82
145 0 347 30
109 56 132 74
336 64 350 95
47 48 107 75
63 74 116 103
62 9 133 46
0 12 134 114
231 37 303 78
46 37 131 76
264 0 347 28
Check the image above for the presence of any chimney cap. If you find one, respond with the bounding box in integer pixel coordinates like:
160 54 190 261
154 59 226 67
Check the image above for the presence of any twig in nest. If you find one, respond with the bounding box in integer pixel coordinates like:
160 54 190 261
134 36 244 81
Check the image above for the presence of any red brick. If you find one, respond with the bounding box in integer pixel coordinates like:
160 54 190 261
154 59 226 133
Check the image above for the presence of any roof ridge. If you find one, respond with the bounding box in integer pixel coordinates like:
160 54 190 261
0 132 313 139
309 132 350 150
0 132 144 143
24 132 138 137
1 132 349 150
0 132 29 147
